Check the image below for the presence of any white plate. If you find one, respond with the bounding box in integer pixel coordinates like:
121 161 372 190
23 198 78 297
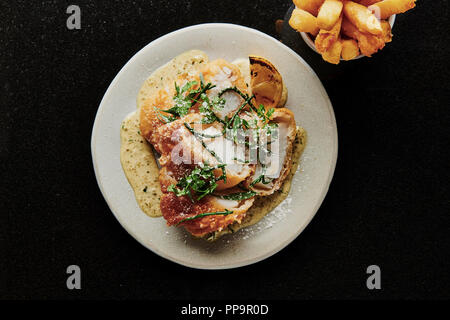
91 23 338 269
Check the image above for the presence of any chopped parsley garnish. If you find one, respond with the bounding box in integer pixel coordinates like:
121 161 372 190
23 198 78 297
153 106 177 123
216 190 257 201
199 94 225 124
171 80 198 117
250 174 272 187
219 86 259 113
156 80 198 122
153 75 218 123
167 163 227 202
227 94 255 129
221 93 255 145
249 165 272 187
257 105 278 138
256 104 274 121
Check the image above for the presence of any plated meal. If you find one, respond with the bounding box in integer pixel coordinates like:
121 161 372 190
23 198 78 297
120 50 307 241
92 23 337 268
289 0 416 63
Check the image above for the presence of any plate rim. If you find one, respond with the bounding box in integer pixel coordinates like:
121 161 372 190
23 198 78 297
91 23 338 270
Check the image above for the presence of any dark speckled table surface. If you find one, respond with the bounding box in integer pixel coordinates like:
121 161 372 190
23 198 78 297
0 0 449 300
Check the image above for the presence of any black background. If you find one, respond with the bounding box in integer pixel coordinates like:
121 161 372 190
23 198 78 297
1 0 449 300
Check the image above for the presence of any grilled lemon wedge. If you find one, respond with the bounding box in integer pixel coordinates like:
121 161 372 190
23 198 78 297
249 55 287 109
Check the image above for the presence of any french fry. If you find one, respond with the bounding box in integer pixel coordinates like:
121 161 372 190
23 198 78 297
317 0 344 30
289 8 320 35
358 0 382 6
368 0 416 20
340 17 360 39
340 39 360 60
380 20 393 43
341 17 385 56
293 0 325 16
343 1 383 35
315 14 343 53
360 34 385 57
322 38 343 64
